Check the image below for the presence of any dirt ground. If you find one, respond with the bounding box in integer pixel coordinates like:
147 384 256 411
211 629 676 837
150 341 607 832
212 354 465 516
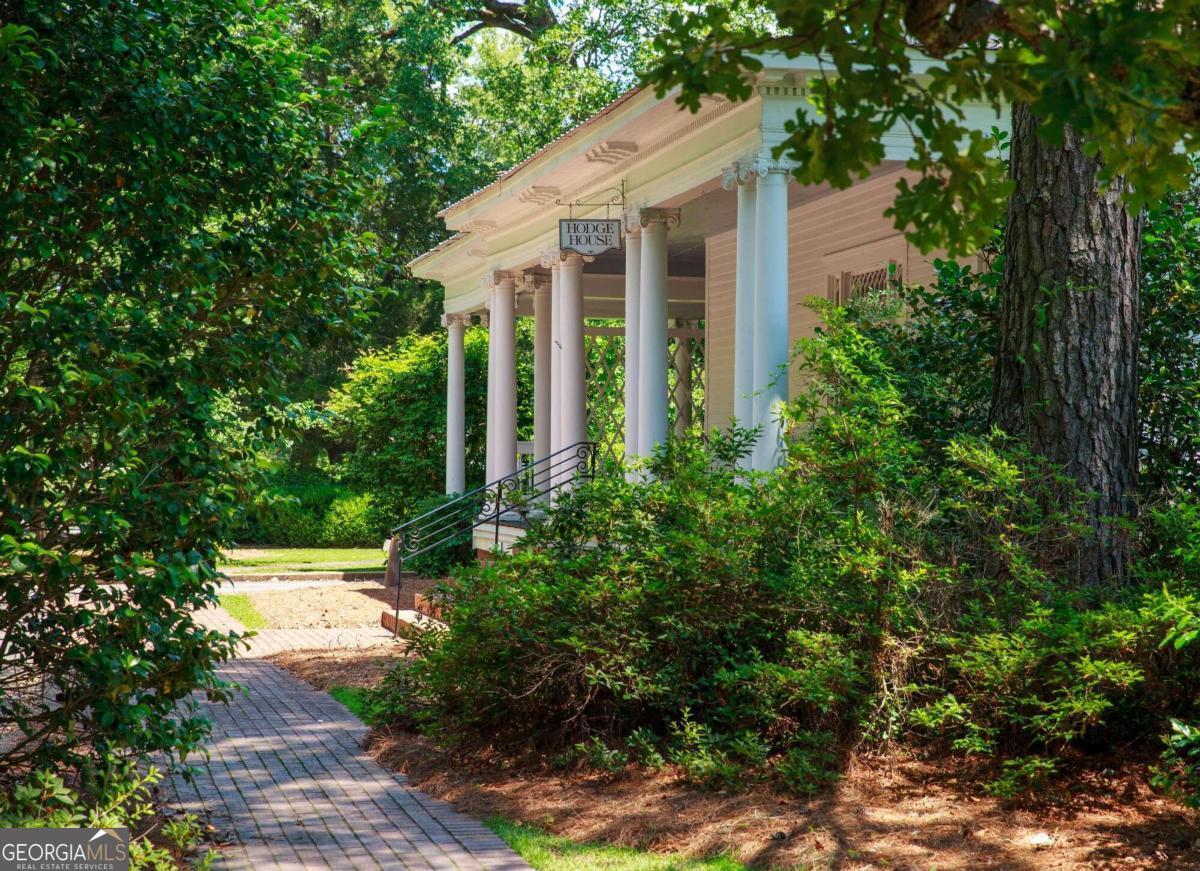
273 649 1200 871
241 582 395 629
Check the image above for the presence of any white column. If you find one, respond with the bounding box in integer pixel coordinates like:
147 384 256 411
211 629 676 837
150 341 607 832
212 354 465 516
623 224 641 468
489 271 519 480
484 306 495 484
637 209 678 458
752 163 790 471
559 253 587 450
533 278 551 467
444 314 467 494
733 169 757 437
545 255 562 459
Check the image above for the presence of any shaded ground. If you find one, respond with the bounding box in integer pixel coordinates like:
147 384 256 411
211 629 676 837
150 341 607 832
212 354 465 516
270 632 1200 871
367 736 1199 871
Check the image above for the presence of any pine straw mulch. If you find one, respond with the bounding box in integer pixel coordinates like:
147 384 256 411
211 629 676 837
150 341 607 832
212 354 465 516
267 645 400 689
270 650 1200 871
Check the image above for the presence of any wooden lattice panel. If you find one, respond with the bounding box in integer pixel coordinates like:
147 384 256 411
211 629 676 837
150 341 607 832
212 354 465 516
584 331 626 469
584 324 706 469
827 261 903 305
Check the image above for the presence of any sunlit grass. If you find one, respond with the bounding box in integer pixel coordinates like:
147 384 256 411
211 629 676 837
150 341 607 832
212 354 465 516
218 593 267 630
218 547 384 573
487 818 748 871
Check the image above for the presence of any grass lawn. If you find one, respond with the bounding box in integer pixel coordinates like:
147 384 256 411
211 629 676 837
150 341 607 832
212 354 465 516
219 593 267 630
488 819 748 871
218 547 385 573
329 685 373 721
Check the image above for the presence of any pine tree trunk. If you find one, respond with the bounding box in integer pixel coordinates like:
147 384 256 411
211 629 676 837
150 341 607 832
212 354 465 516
990 103 1142 587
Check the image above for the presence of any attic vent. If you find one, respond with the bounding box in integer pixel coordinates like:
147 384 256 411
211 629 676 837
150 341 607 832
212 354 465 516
827 261 902 305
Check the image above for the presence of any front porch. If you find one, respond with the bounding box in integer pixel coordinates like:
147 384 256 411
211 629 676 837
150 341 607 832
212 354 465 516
410 56 1005 556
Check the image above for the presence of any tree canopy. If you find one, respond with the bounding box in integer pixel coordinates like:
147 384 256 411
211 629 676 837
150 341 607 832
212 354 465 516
0 0 376 768
647 1 1200 255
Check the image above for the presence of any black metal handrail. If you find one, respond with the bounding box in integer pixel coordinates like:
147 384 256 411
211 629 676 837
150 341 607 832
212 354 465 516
387 441 597 629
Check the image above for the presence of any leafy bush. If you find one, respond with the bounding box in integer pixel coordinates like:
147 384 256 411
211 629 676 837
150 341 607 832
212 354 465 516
372 301 1200 795
1 0 377 772
239 471 377 547
1 761 215 868
1140 168 1200 495
327 326 534 532
844 257 999 450
1154 719 1200 808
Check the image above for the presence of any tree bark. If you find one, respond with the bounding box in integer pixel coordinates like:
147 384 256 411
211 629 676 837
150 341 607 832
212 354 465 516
990 102 1141 587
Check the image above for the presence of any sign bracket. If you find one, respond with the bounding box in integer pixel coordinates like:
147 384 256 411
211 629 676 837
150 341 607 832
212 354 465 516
556 179 626 220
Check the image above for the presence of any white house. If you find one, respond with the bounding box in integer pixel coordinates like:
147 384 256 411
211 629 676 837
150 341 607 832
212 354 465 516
409 54 1006 554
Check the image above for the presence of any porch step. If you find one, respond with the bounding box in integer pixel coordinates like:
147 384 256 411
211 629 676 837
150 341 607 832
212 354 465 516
391 574 439 610
413 592 446 622
380 608 446 635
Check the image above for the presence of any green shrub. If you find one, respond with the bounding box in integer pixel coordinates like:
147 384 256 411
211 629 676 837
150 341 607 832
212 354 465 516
0 761 216 868
1154 719 1200 807
327 326 533 533
909 590 1200 756
324 492 376 548
238 471 378 547
371 301 1200 795
1 0 376 773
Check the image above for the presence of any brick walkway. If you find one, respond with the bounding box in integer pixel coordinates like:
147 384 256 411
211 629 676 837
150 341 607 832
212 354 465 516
172 608 530 869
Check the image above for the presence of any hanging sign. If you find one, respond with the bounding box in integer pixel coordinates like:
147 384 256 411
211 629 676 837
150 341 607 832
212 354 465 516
559 218 622 257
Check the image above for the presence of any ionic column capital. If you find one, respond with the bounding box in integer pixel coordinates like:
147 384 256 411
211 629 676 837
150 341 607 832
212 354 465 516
722 159 763 189
559 251 594 266
622 210 643 234
482 269 520 290
441 313 472 329
539 249 561 269
515 271 550 297
748 155 795 178
638 207 681 229
477 310 490 328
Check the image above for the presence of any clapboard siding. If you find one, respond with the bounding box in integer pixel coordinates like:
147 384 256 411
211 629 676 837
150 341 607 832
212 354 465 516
705 228 737 429
703 168 944 428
